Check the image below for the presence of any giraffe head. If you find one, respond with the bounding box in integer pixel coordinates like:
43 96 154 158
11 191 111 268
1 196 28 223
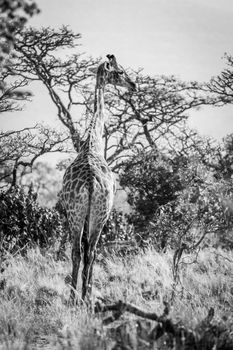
92 55 136 92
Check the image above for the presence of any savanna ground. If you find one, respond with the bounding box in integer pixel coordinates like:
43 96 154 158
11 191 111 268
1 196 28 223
0 242 232 349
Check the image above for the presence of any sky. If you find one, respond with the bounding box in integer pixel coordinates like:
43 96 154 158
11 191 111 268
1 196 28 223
1 0 233 140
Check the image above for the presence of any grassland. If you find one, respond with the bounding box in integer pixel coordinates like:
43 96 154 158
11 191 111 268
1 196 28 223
0 245 232 349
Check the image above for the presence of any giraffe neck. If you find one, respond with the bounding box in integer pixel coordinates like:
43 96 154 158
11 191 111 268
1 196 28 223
87 86 105 154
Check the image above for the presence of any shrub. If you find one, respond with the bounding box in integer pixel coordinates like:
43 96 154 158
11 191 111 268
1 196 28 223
100 209 134 243
147 175 233 251
120 151 185 223
97 209 141 255
0 186 63 254
119 147 233 251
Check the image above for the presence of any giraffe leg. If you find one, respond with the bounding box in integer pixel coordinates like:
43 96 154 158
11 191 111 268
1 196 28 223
81 220 105 300
70 234 82 303
81 235 90 299
81 236 99 300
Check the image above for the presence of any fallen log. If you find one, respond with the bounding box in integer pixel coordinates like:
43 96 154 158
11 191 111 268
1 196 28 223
95 301 233 350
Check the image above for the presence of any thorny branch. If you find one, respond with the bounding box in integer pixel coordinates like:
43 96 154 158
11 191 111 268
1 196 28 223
0 69 32 112
103 73 221 171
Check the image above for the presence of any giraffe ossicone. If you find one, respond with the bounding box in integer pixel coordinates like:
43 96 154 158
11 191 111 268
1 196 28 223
61 54 136 302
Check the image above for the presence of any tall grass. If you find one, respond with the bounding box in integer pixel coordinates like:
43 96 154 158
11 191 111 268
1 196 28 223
0 246 232 349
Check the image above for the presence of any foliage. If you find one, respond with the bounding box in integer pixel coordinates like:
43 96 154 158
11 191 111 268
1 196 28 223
0 186 62 254
209 133 233 180
104 74 213 171
100 209 134 243
148 166 233 251
188 131 233 181
20 162 64 207
97 209 138 256
120 150 185 223
207 53 233 105
120 147 233 251
0 0 39 66
0 68 32 112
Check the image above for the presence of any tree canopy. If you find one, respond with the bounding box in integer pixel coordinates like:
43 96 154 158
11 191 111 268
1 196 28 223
0 0 39 66
3 26 221 172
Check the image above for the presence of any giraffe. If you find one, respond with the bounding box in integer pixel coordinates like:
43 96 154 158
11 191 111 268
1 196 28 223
61 54 136 301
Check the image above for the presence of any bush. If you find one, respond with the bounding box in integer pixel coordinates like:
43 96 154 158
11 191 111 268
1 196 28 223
100 209 134 243
120 151 184 223
97 209 141 255
120 150 233 251
147 174 233 251
0 186 63 254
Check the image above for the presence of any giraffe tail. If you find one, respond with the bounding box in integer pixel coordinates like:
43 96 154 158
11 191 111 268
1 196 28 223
84 177 94 241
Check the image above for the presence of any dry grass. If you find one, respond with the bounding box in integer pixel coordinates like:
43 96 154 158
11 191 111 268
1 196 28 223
0 246 232 349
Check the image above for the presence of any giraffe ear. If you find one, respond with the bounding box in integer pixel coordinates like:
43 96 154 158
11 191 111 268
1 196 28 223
88 66 98 75
106 54 115 60
106 54 119 69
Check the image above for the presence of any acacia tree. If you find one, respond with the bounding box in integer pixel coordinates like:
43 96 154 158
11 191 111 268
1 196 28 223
172 122 233 180
7 26 98 151
0 125 70 189
84 73 217 171
201 53 233 178
207 53 233 104
0 61 71 189
6 26 217 173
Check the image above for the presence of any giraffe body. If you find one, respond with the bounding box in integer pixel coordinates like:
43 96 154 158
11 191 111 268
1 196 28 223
62 149 115 239
61 54 136 301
